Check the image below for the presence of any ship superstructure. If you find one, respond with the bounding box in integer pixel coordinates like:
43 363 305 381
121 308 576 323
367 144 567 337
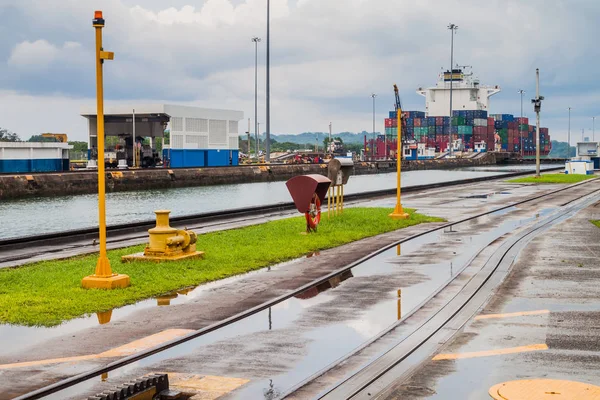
416 67 501 116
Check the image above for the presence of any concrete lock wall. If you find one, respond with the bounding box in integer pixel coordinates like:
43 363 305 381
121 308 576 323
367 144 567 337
0 152 514 201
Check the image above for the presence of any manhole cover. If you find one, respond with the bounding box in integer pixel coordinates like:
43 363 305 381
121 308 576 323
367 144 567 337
489 379 600 399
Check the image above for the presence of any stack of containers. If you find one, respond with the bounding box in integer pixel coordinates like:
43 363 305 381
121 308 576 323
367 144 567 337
540 127 550 154
379 110 550 157
401 111 425 142
451 110 487 150
490 114 515 150
473 111 489 149
515 117 529 153
487 116 495 150
384 111 398 141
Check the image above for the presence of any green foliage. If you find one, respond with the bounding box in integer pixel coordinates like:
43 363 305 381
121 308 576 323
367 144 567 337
27 135 56 142
549 140 576 158
507 174 597 184
68 141 88 152
0 127 20 142
590 220 600 229
0 208 443 326
155 131 169 154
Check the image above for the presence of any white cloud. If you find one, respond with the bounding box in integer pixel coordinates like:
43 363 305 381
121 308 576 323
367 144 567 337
8 39 86 70
8 40 59 68
1 0 600 142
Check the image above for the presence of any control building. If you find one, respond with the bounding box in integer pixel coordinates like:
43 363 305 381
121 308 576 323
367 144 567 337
81 104 243 168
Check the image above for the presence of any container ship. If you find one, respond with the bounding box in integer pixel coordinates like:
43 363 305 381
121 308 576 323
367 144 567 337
365 67 551 160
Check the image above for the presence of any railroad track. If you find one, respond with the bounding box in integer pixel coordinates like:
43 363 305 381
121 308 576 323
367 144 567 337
13 173 597 400
0 167 561 255
312 179 600 399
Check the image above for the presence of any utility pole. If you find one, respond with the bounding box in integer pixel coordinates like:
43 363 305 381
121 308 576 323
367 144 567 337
265 0 271 162
132 108 136 167
252 37 261 159
246 118 251 154
568 107 572 158
258 121 261 156
371 93 377 160
593 116 596 142
329 122 332 154
448 23 458 157
531 68 544 178
82 10 129 289
518 90 525 157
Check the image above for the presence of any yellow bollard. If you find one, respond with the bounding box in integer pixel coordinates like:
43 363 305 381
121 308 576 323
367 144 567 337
122 210 204 262
82 10 130 289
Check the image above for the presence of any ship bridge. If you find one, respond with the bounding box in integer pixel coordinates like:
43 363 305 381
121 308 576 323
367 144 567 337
416 68 501 117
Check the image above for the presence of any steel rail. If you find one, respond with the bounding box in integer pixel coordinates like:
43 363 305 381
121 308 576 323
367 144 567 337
13 173 594 400
0 167 561 251
318 182 600 399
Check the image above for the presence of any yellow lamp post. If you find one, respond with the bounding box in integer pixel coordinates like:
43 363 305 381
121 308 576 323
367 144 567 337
82 11 130 289
389 84 409 220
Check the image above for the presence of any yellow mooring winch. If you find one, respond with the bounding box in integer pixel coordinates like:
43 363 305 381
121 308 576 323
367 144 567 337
122 210 204 262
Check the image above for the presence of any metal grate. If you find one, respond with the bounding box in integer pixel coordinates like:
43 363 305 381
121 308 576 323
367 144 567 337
186 118 208 133
172 134 184 149
229 136 239 149
171 117 183 132
209 119 227 145
228 120 238 134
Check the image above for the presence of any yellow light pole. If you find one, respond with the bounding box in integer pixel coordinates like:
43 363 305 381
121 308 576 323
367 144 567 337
389 84 409 220
82 11 130 289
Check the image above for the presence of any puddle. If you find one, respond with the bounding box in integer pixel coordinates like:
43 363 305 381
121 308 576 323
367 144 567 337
460 191 513 199
0 258 304 358
49 205 559 399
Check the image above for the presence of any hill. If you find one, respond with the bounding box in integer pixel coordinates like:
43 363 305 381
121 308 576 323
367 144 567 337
246 131 378 145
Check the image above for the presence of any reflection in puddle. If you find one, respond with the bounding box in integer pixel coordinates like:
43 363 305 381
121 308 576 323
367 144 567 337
96 310 112 325
44 205 564 399
296 270 353 300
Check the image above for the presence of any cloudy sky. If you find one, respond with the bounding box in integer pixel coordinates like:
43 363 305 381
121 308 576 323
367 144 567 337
1 0 599 142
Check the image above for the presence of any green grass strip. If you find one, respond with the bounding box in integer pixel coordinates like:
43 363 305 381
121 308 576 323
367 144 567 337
507 174 597 184
591 220 600 229
0 207 443 327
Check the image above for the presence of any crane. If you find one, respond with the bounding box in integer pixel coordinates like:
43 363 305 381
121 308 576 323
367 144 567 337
394 84 402 112
393 84 406 156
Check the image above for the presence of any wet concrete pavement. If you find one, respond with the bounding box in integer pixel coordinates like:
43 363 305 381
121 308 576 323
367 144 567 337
1 177 598 399
380 191 600 399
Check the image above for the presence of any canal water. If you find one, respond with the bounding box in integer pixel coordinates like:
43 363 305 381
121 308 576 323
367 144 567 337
0 165 561 239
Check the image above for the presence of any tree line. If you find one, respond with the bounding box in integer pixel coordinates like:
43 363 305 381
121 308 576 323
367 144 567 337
0 127 88 152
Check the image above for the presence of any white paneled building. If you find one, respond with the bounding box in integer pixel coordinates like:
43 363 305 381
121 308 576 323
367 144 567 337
81 104 243 167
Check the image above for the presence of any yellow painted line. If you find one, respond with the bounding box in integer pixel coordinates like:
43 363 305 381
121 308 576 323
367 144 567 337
165 373 250 399
0 329 194 370
0 354 98 370
432 343 548 361
474 309 550 320
489 379 600 399
99 329 194 357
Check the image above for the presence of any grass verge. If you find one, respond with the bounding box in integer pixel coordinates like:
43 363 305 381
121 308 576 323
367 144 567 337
591 220 600 229
0 207 444 327
507 174 597 184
